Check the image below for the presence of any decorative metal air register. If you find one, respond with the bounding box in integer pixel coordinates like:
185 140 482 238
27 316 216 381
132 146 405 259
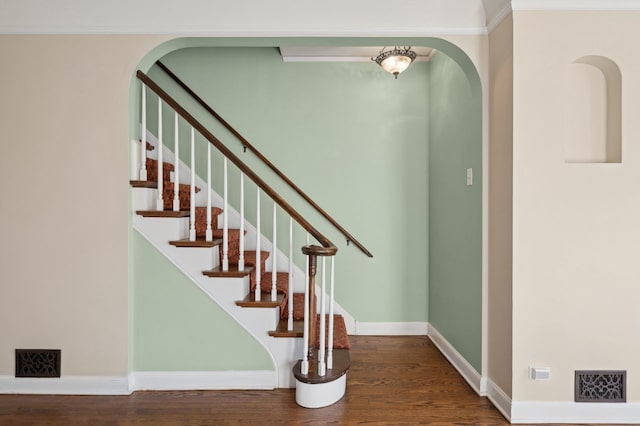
575 370 626 402
15 349 61 378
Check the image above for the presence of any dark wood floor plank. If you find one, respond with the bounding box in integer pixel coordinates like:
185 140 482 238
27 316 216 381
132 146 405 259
0 336 625 425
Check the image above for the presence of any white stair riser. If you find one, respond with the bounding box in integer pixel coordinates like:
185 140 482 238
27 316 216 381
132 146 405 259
132 188 157 212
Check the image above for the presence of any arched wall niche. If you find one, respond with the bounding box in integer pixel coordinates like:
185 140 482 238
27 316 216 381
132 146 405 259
565 55 621 163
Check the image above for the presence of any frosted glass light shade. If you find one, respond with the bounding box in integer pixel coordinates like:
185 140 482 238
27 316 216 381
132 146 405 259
373 46 417 79
380 55 413 76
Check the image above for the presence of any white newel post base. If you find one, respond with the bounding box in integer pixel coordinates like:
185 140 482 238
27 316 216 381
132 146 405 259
295 374 347 409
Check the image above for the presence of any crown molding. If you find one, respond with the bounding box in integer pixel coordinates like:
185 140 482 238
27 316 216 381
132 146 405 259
512 0 640 11
0 0 507 36
0 26 491 36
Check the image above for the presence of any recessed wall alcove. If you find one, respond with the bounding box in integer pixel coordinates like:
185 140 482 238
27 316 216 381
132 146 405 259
565 55 621 163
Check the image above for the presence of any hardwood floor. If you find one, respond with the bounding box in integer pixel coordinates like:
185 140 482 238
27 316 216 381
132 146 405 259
0 336 619 425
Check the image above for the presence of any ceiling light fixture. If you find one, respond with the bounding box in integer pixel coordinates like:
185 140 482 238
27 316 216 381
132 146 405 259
372 46 417 79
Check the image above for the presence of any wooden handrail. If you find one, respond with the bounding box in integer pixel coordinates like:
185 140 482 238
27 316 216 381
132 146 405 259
137 70 335 252
155 61 373 258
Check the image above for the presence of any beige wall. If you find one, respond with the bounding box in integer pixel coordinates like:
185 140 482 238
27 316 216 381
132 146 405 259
0 32 489 381
0 35 486 382
488 14 513 396
512 11 640 401
0 35 168 377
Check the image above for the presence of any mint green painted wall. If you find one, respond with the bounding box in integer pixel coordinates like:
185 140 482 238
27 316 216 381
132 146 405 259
144 46 431 322
132 231 273 371
427 51 483 372
131 39 483 374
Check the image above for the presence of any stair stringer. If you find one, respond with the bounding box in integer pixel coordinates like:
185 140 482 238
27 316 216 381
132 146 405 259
131 211 303 388
132 134 357 333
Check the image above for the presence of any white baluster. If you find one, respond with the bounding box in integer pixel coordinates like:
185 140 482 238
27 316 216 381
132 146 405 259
318 257 327 377
327 256 335 370
222 158 229 271
254 188 261 301
156 99 164 211
287 216 293 331
205 143 213 242
301 232 310 375
172 112 180 212
238 173 245 272
271 201 277 302
139 84 147 181
189 127 196 241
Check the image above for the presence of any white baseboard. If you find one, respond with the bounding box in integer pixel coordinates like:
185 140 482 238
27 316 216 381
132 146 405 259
427 324 485 395
486 378 512 421
511 401 640 424
129 370 277 391
355 321 429 335
0 375 130 395
0 371 277 395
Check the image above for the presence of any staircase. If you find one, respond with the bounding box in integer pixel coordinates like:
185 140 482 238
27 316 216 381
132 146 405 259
130 68 359 408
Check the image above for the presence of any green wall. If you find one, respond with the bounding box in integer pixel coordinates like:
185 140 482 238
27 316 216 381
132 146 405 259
427 51 483 371
132 42 482 374
132 232 272 371
143 46 431 323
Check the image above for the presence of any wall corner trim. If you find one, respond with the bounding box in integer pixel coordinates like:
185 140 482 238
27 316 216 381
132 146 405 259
129 371 277 391
486 379 512 422
355 322 429 336
427 323 484 396
486 4 512 33
511 401 640 424
0 375 131 395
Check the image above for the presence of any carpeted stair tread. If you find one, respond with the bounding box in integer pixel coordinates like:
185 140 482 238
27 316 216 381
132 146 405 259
269 314 350 350
228 250 269 287
236 292 287 310
254 272 289 294
229 250 269 266
162 182 200 193
211 228 244 239
269 318 304 337
194 207 223 237
146 157 174 183
316 314 350 349
161 183 201 211
203 264 254 278
282 292 316 320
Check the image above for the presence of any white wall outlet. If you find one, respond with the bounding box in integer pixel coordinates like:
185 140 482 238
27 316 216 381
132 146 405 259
466 168 473 186
530 366 551 380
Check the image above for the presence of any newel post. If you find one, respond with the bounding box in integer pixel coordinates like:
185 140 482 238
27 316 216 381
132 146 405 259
305 250 318 359
301 244 337 372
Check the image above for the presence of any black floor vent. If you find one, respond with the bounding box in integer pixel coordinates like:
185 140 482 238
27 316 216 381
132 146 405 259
575 370 625 402
15 349 61 378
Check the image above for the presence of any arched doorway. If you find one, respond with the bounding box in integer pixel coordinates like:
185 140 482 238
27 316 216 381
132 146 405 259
128 37 484 386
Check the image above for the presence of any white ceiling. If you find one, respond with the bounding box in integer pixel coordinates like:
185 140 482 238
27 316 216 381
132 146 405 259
0 0 512 35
